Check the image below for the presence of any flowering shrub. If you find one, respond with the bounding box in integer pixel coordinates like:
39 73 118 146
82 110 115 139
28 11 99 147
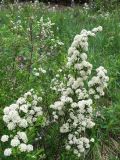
38 17 64 58
1 89 45 157
50 26 109 157
32 17 64 77
5 15 63 74
0 25 109 159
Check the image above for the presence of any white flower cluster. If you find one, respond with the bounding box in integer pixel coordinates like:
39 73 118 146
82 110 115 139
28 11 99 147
2 131 33 156
34 17 64 75
50 95 95 157
10 19 23 32
33 67 46 77
99 12 110 19
39 17 64 57
50 26 109 157
88 66 109 99
1 89 43 156
50 69 67 92
67 26 102 67
1 133 33 157
40 17 55 39
2 132 33 156
83 3 89 10
3 89 43 129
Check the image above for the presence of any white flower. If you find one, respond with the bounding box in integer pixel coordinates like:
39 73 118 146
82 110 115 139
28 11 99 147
66 145 71 150
50 101 64 111
79 147 85 152
80 53 87 60
74 149 79 154
34 72 40 77
16 97 26 105
7 122 16 130
60 123 69 133
68 134 73 140
24 91 32 98
53 115 58 120
11 138 20 147
98 26 103 31
26 116 33 124
1 135 9 142
41 68 46 74
19 119 28 128
94 95 100 99
19 143 27 152
34 107 42 112
4 148 12 156
3 107 10 115
86 120 95 128
3 115 10 123
27 144 33 152
29 109 35 115
17 131 28 143
90 138 95 142
92 26 103 33
9 104 19 110
85 144 90 148
20 104 28 113
68 47 76 56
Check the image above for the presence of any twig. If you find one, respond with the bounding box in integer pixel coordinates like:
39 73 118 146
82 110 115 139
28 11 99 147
28 17 34 79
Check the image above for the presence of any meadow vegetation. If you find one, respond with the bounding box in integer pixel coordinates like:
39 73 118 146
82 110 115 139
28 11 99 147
0 2 120 160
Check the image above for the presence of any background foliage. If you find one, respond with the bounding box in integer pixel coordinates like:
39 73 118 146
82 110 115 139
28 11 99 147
1 0 120 9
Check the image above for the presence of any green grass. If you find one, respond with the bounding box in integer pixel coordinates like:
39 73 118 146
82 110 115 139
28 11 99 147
0 2 120 160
